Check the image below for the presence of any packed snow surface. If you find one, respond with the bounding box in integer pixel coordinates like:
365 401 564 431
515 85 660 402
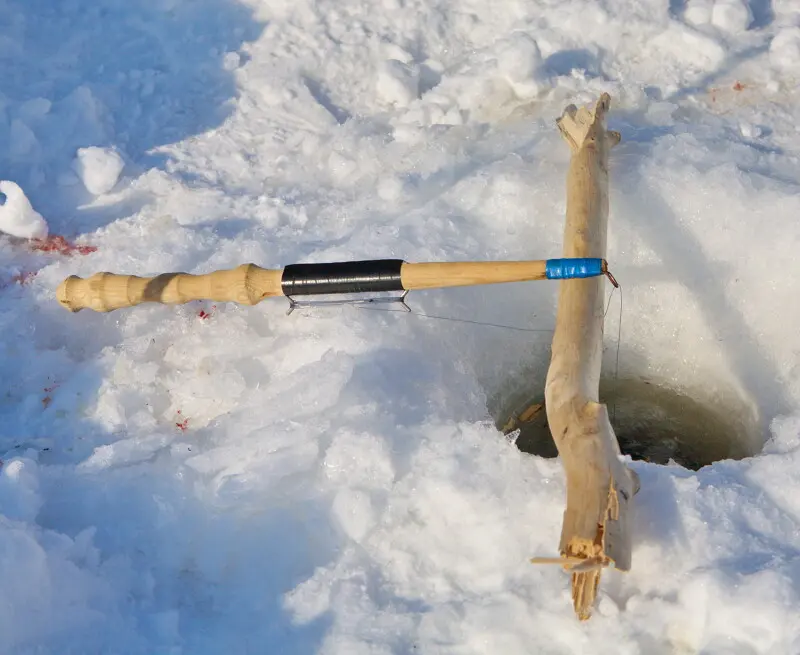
2 0 800 652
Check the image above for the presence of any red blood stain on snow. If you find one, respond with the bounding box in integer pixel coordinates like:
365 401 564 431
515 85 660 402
31 235 97 256
197 305 217 320
175 410 189 432
42 382 60 409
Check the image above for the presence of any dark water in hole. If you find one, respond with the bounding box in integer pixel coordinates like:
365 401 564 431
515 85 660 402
494 378 757 470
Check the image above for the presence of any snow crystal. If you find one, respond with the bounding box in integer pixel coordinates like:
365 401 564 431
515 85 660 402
72 146 125 195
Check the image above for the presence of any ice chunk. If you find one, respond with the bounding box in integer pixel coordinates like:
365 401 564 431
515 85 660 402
711 0 752 32
685 0 752 31
739 121 763 139
0 180 48 239
375 60 420 107
495 33 548 98
72 146 125 195
684 0 714 26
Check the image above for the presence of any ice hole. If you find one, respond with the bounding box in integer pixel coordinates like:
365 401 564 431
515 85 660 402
494 377 760 470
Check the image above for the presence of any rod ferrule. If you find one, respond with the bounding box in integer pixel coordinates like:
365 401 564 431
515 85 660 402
545 258 605 280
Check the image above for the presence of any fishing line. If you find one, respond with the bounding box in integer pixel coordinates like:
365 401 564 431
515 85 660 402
289 278 624 384
615 288 623 384
356 304 555 333
293 280 625 347
292 277 626 427
602 282 624 422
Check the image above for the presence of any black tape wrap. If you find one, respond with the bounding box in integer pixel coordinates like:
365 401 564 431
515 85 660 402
281 259 405 296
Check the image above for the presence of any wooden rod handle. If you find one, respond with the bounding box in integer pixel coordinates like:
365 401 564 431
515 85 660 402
400 260 547 289
56 258 603 313
56 264 283 313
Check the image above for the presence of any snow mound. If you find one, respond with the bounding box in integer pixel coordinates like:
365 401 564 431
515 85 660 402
0 458 41 522
0 181 48 239
395 33 552 128
72 146 125 195
685 0 753 32
495 32 548 99
711 0 753 32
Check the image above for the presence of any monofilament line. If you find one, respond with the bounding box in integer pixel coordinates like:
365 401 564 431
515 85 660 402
602 281 624 422
356 304 555 333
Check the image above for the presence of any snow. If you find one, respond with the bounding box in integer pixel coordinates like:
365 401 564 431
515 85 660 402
2 0 800 652
711 0 753 32
375 60 420 108
72 146 126 196
770 28 800 70
685 0 754 32
0 181 49 239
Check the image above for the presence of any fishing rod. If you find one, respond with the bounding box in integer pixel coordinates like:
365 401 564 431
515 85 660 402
56 257 617 314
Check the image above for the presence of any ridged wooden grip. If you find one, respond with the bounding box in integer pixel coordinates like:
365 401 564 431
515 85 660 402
56 264 283 313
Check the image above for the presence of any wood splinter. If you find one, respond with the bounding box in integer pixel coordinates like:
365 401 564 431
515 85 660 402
539 93 638 621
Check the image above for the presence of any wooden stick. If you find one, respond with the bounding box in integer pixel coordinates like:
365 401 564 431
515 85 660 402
55 259 606 313
401 260 547 290
543 94 636 621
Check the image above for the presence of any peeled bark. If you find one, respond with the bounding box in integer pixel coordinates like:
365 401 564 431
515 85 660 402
543 94 637 620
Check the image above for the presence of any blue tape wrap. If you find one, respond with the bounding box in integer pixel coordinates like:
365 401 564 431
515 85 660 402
545 258 604 280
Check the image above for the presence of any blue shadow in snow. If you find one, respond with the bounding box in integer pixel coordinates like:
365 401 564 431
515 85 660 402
0 0 265 235
544 49 601 78
0 2 333 653
749 0 774 29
